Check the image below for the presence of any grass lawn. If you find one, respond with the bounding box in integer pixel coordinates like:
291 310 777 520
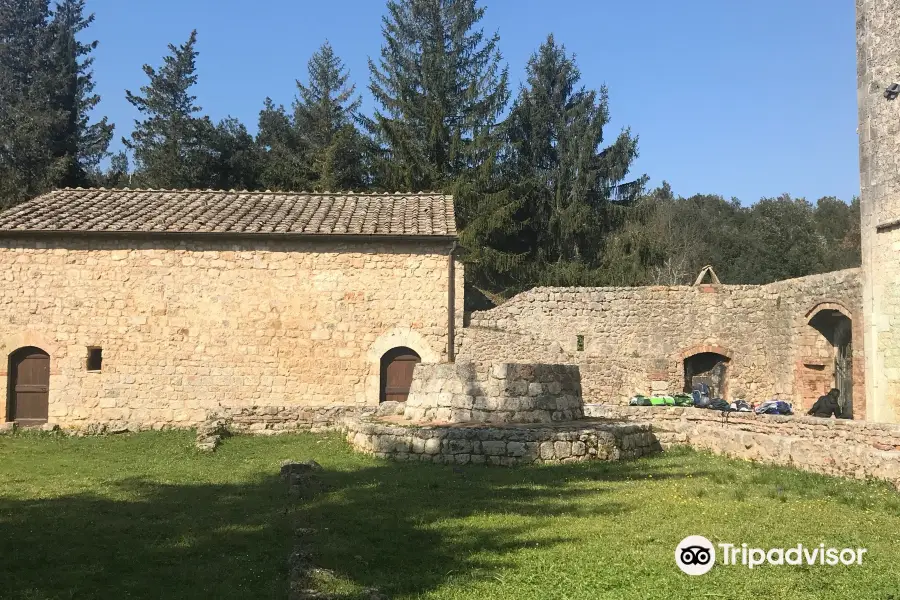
1 431 899 600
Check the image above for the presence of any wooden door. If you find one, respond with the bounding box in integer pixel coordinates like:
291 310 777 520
380 347 421 403
9 348 50 426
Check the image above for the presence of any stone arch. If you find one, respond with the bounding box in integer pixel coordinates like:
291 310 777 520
676 344 733 398
0 329 60 423
366 327 440 365
675 344 734 362
0 331 57 362
800 302 855 418
364 327 440 405
805 301 853 322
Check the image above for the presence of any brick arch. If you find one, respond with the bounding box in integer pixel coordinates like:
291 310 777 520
675 344 734 361
804 301 853 322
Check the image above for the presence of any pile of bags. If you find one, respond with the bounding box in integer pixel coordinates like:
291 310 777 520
628 382 794 415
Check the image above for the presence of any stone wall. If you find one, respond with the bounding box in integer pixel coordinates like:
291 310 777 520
585 404 900 485
404 362 583 424
458 269 864 417
214 405 376 435
0 237 463 428
346 419 659 466
857 0 900 423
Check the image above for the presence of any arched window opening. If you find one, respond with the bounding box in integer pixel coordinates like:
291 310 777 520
683 352 730 398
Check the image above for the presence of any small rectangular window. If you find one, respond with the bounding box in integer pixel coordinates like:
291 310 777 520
87 347 103 372
576 335 585 352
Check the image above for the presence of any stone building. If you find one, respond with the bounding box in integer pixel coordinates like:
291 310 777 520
857 0 900 423
0 189 463 428
0 1 893 430
456 269 864 418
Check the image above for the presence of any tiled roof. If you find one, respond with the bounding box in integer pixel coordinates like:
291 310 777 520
0 189 457 238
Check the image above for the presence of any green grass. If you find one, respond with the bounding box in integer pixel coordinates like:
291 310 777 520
1 431 899 599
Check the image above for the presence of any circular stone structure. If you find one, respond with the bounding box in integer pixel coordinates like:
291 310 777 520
346 418 660 466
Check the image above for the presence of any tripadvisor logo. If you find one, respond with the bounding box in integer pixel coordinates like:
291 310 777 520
675 536 868 575
676 536 716 575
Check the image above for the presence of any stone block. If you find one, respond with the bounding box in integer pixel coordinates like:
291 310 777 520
507 441 526 457
482 440 506 456
553 441 572 459
539 441 555 460
424 438 441 455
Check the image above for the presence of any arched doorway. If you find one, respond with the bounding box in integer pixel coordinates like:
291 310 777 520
683 352 730 398
380 347 421 403
809 309 853 418
7 347 50 426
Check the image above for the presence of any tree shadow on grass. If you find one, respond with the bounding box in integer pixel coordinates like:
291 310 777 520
292 456 706 598
0 443 703 600
0 475 292 600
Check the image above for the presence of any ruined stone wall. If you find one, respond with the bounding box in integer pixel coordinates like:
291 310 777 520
404 362 583 424
0 237 463 429
459 269 863 416
857 0 900 422
585 405 900 485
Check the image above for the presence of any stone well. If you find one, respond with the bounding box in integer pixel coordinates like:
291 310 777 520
403 362 584 424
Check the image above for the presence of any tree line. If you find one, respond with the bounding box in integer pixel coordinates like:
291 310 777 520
0 0 860 301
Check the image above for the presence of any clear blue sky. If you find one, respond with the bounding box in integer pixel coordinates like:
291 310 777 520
84 0 859 203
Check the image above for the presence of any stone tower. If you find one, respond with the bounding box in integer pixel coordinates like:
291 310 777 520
858 0 900 422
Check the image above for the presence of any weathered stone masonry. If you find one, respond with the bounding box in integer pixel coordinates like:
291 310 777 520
404 362 583 424
586 405 900 485
858 0 900 423
0 237 463 428
458 269 864 417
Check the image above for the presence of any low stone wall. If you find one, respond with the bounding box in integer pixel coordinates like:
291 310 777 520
346 419 659 466
585 404 900 485
209 405 376 435
404 362 583 424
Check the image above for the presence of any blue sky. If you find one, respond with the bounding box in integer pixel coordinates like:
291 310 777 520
84 0 858 203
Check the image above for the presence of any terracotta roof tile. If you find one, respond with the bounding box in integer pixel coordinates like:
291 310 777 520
0 189 457 238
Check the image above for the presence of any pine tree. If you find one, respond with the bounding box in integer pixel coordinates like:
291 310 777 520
294 41 367 190
0 0 66 206
49 0 113 186
204 117 262 191
98 150 130 188
124 30 212 189
257 98 313 191
505 35 641 283
366 0 509 193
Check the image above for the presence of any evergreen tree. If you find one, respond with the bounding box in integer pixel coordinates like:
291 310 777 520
203 117 262 191
0 0 65 206
0 0 113 205
49 0 113 186
366 0 509 193
294 41 367 190
505 35 641 284
256 98 313 191
124 30 212 189
98 150 130 188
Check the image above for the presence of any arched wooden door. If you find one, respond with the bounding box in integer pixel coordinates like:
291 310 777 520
8 347 50 426
380 347 421 403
